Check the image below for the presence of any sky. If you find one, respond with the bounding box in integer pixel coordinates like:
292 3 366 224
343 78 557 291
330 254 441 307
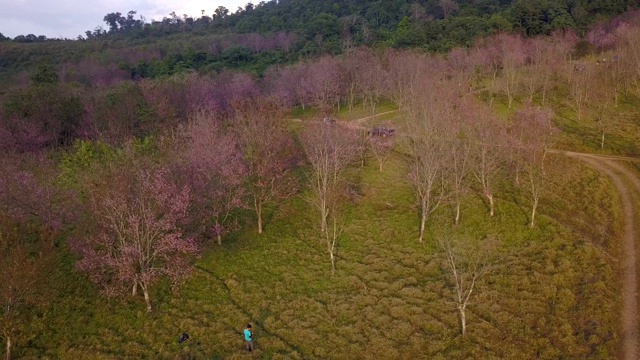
0 0 253 39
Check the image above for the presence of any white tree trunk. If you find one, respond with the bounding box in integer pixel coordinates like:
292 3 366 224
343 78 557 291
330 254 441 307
6 336 11 360
419 210 427 243
459 307 466 336
530 198 539 228
329 250 335 276
320 198 328 233
487 193 495 217
142 286 152 312
256 203 263 234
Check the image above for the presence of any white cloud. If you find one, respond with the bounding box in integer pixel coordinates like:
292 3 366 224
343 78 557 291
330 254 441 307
0 0 253 39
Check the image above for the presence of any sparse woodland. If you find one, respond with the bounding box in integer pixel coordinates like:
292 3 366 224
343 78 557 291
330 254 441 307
4 7 640 359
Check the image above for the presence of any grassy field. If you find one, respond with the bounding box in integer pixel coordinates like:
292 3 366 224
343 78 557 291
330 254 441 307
10 107 626 359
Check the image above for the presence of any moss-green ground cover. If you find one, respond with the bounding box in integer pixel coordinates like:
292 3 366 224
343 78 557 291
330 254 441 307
10 107 625 359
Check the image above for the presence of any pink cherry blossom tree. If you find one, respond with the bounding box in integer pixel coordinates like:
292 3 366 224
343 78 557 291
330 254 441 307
0 154 71 359
182 110 247 245
71 165 198 312
302 56 346 113
233 98 299 234
0 218 55 360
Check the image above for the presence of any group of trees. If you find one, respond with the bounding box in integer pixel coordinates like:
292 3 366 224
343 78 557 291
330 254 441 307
3 8 640 357
2 0 636 57
392 50 558 244
78 0 636 48
0 155 71 359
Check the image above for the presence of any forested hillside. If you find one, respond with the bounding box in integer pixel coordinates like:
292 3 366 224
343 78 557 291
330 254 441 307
0 0 637 85
2 2 640 359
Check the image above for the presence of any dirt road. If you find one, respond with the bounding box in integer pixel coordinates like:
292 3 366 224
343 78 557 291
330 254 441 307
563 151 640 360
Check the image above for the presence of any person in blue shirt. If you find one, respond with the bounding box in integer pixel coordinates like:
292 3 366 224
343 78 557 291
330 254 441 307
244 324 254 352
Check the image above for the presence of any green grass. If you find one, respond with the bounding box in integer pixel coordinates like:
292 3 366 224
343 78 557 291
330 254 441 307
7 108 623 359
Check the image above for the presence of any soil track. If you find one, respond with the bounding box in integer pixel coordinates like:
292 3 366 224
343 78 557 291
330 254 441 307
340 110 399 131
561 150 640 360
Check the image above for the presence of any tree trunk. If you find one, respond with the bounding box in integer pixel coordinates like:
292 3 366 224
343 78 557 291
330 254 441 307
255 202 263 234
6 336 10 360
132 281 137 296
217 233 222 245
487 193 495 217
320 197 328 233
530 199 538 228
459 307 466 336
601 132 605 150
418 211 427 243
142 286 152 312
329 250 335 276
455 202 461 225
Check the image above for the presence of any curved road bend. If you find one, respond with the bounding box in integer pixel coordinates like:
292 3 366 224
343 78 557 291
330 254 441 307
561 150 639 360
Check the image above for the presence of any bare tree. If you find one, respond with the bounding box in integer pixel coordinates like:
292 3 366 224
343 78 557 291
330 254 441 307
300 122 359 234
567 62 594 123
368 127 395 172
324 188 346 275
442 113 471 225
408 139 448 242
357 50 387 114
470 39 502 100
301 122 358 274
522 37 545 102
439 235 499 336
467 101 507 217
446 47 474 95
524 153 546 228
440 235 498 336
590 61 618 149
405 97 450 242
440 0 459 18
512 103 557 227
525 32 575 106
496 34 527 109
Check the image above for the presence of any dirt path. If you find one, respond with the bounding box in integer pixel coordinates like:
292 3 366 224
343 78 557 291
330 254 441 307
340 110 399 131
564 151 640 360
